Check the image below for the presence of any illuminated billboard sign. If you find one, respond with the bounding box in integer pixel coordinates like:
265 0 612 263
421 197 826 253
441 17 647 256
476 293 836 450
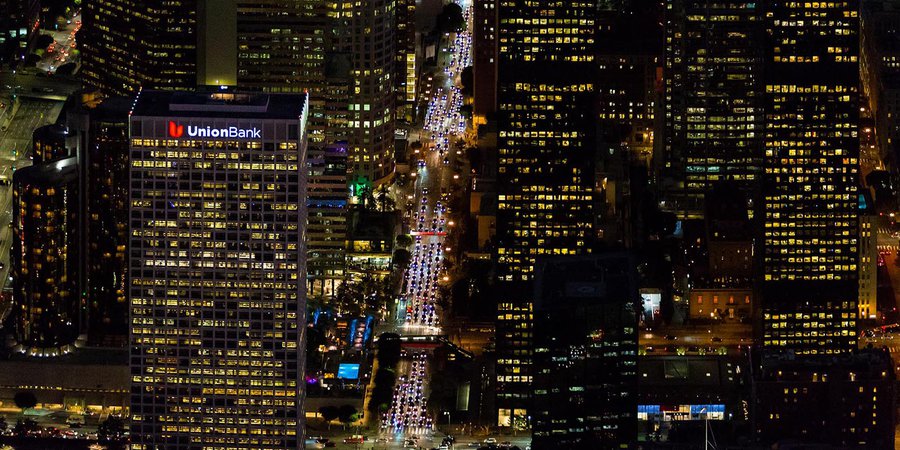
167 120 262 139
337 363 360 379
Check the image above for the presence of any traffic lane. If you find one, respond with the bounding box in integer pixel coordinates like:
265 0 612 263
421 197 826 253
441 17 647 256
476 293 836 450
879 251 900 319
640 326 753 349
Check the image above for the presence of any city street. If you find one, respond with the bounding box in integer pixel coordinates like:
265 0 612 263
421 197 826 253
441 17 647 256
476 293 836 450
36 13 82 75
376 0 496 447
640 323 752 355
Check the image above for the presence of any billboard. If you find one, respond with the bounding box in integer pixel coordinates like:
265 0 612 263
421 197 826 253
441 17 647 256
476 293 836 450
337 363 360 379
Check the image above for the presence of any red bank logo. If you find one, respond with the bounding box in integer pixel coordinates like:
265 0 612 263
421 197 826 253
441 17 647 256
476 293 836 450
165 121 262 139
168 121 184 138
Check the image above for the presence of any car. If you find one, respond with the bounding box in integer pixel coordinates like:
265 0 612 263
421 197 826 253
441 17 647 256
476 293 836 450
468 443 481 448
343 435 365 444
484 438 498 444
374 437 389 443
664 334 677 340
66 415 84 428
711 336 723 342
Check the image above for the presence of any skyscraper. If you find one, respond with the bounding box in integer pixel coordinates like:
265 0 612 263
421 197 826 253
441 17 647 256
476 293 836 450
307 142 349 298
494 0 598 425
760 1 860 354
662 0 763 219
12 152 80 355
338 0 396 183
68 97 132 346
227 0 353 297
395 0 418 122
0 0 39 65
81 0 197 96
129 90 308 449
472 0 497 123
532 254 639 449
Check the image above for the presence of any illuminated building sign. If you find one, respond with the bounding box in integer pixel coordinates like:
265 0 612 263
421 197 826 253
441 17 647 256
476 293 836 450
167 120 262 139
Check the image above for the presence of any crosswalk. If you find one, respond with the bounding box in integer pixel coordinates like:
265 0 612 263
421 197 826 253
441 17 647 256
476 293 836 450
878 244 899 252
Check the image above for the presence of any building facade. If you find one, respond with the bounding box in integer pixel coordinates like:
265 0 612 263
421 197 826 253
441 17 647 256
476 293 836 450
307 142 349 298
662 0 763 219
81 0 197 96
753 350 896 448
859 191 877 320
760 0 860 355
68 97 133 347
494 0 598 425
129 90 308 449
230 0 353 299
0 0 39 66
12 154 81 354
472 0 497 124
532 254 639 448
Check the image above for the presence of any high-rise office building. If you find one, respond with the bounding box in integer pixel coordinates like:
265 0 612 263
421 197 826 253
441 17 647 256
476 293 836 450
338 0 396 183
861 0 900 164
129 90 308 449
307 142 349 298
494 0 598 425
594 3 663 246
662 0 763 219
68 97 132 346
31 123 72 163
194 0 354 300
12 153 80 354
81 0 197 96
760 1 860 355
472 0 497 124
0 0 39 65
395 0 417 121
859 191 877 320
532 254 639 449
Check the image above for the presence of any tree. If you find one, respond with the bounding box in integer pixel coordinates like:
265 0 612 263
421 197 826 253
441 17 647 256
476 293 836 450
377 333 402 368
375 186 395 212
338 404 358 428
435 3 465 34
393 248 412 269
14 391 37 410
396 234 413 248
36 34 54 50
368 368 397 414
460 66 473 97
98 416 125 440
55 62 77 76
23 53 40 67
13 418 38 436
319 405 340 429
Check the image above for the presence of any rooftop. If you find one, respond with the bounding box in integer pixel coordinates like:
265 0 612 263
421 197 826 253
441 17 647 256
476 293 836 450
131 87 307 120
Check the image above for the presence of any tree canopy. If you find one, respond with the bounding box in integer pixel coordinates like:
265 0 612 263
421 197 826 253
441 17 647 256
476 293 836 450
436 3 465 33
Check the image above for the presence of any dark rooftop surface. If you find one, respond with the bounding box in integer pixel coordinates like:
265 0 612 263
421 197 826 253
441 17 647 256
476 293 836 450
12 156 78 185
131 88 307 120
